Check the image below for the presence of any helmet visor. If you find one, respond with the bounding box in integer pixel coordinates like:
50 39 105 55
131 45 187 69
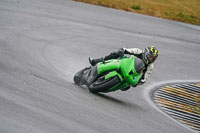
146 53 157 63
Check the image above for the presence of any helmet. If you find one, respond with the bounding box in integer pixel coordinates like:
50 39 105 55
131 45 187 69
143 46 159 64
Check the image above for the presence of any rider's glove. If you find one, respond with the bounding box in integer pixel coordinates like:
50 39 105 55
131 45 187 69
102 58 106 64
138 79 145 85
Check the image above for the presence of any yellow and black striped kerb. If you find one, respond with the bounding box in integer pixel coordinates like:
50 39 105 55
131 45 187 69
154 83 200 132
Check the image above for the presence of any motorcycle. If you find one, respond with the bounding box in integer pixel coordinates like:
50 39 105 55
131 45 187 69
74 55 145 93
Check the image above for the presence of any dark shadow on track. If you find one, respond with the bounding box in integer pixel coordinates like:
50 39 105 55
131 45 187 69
74 83 144 110
73 83 127 105
94 93 144 111
95 93 126 104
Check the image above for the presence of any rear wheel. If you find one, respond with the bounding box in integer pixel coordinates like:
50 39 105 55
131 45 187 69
89 76 120 93
74 67 90 85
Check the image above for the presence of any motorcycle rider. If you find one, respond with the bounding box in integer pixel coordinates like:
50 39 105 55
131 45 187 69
89 46 159 91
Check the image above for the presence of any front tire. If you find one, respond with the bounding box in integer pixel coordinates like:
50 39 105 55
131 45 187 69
89 76 120 93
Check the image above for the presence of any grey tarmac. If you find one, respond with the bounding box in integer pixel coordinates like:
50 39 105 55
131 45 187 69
0 0 200 133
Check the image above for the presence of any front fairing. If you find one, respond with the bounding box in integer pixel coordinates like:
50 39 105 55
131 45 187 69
96 55 143 92
120 55 143 86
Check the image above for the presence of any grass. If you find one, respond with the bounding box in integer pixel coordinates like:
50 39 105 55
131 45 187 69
131 5 141 10
74 0 200 25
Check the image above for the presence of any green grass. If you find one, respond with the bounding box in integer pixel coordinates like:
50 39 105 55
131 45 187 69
131 5 141 10
74 0 200 25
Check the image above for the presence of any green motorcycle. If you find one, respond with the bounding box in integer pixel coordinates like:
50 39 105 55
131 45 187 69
74 55 145 93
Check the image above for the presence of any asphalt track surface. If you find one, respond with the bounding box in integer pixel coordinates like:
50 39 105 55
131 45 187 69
0 0 200 133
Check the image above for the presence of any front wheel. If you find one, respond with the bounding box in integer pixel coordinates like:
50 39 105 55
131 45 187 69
89 76 120 93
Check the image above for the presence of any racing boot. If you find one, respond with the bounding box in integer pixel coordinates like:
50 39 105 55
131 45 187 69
89 57 104 66
89 48 125 66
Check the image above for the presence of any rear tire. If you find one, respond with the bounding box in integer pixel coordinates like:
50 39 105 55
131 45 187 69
89 76 120 93
74 67 90 85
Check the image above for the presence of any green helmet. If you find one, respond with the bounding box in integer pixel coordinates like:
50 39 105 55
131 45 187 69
143 46 159 64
